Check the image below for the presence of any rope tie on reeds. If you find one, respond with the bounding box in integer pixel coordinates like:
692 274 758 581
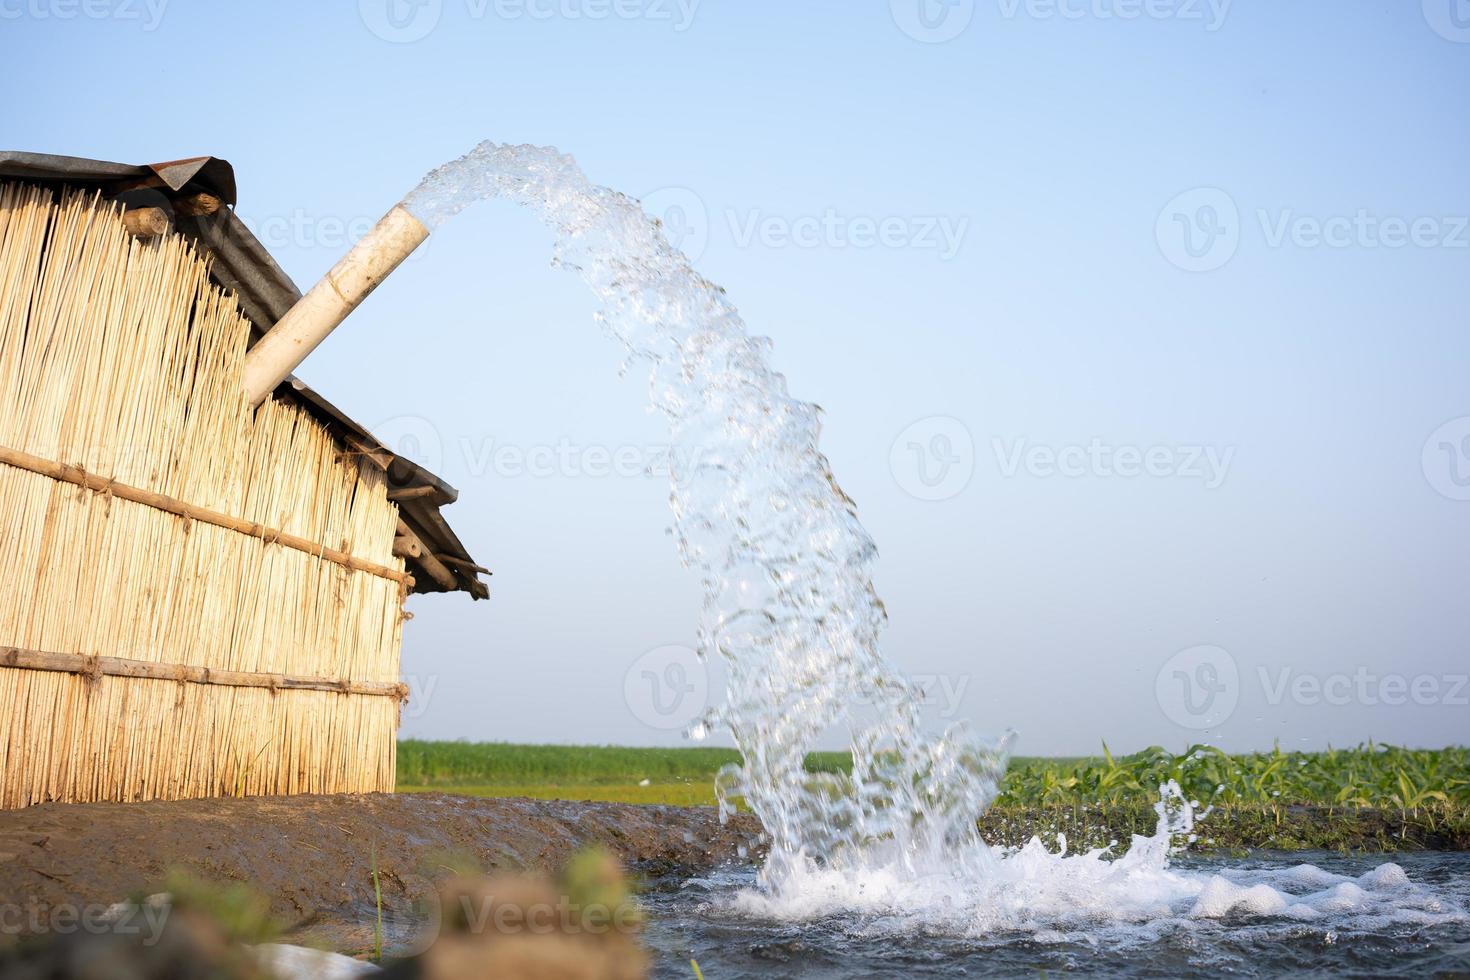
80 654 103 687
70 462 90 503
89 470 118 514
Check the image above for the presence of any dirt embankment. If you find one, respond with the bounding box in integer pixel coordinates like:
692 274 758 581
3 792 1460 956
0 794 763 953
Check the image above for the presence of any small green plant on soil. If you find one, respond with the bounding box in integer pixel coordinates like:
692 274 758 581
156 869 283 945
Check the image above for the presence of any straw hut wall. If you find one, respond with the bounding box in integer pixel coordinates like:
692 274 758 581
0 183 410 807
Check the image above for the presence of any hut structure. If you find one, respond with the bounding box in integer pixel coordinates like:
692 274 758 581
0 153 487 809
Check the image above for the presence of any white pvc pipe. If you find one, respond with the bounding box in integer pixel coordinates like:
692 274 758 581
243 204 429 407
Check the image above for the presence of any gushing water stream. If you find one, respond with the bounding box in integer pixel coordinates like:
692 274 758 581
399 142 1466 954
403 140 1007 883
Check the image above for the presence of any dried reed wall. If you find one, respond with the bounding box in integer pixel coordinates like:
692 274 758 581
0 184 407 807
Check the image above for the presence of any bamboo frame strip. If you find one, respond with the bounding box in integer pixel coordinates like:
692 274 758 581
0 444 412 587
1 646 409 700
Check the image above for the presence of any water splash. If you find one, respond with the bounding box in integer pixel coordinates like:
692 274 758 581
399 142 1464 936
404 141 1009 890
723 789 1460 938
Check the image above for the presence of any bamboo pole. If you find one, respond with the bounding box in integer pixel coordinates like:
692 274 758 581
172 192 223 217
120 206 170 239
241 205 429 406
0 443 411 586
0 646 409 699
394 519 458 590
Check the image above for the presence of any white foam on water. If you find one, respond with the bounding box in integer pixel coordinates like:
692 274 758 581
400 141 1466 940
721 790 1465 940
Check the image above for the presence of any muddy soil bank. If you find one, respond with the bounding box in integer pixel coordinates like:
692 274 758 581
0 793 763 953
3 793 1457 956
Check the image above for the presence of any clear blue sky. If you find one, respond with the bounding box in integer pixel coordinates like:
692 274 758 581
4 1 1468 754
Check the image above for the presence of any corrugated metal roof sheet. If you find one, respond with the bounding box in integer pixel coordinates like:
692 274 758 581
0 151 489 600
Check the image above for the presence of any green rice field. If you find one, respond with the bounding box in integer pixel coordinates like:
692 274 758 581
397 740 1469 848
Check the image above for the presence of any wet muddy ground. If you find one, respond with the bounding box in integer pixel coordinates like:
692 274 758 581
0 793 763 954
2 793 1464 961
